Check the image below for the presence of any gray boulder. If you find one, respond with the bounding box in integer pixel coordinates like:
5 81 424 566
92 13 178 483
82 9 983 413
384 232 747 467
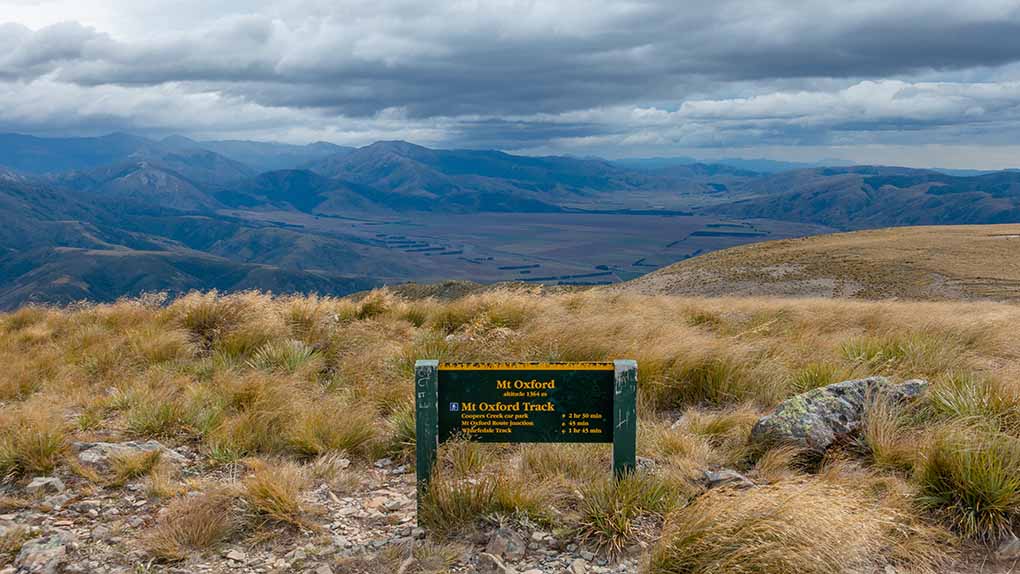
750 377 927 455
15 530 75 574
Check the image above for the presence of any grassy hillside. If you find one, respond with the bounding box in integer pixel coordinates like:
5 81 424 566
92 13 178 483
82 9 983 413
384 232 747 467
620 224 1020 301
1 289 1019 571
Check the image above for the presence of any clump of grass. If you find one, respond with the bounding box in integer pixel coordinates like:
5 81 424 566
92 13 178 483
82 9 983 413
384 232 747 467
356 289 396 320
649 482 887 574
385 402 416 458
247 339 323 375
241 459 310 528
666 355 756 407
419 471 559 536
577 472 681 555
443 439 487 477
790 362 845 393
126 326 193 365
173 291 247 348
915 425 1020 541
0 526 35 566
109 449 163 487
142 489 237 561
0 405 67 477
841 331 963 377
862 394 920 471
288 400 379 458
125 388 184 438
925 372 1020 432
520 444 608 483
752 445 804 483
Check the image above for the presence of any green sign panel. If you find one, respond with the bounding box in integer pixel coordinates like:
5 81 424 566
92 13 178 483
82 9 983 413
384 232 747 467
415 360 637 522
438 363 615 443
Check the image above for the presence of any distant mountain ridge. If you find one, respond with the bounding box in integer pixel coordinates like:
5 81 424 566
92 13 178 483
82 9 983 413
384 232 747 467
2 131 1020 309
704 166 1020 229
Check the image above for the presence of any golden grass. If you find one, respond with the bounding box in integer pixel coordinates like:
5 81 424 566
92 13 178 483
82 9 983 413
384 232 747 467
0 402 67 477
142 488 237 561
240 459 310 528
108 449 164 487
2 288 1020 554
649 480 950 574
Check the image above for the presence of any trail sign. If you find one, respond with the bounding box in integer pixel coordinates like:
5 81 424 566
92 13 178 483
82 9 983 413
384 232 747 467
415 360 637 515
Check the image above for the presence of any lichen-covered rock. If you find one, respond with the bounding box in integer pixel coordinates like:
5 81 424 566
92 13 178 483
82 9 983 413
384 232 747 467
750 376 928 454
15 530 75 574
72 440 185 471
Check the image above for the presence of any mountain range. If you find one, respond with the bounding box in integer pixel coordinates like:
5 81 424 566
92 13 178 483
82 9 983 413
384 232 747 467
2 131 1020 308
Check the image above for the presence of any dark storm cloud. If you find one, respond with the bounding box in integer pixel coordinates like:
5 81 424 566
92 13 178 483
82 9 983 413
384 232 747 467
2 0 1020 165
4 2 1020 117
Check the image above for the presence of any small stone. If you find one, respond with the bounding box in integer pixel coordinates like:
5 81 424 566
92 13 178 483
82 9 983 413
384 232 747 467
570 558 588 574
580 550 595 561
91 526 111 541
313 566 333 574
996 534 1020 561
25 477 65 496
477 553 516 574
884 566 897 574
530 531 547 542
224 549 247 562
486 527 527 561
703 469 756 490
373 458 393 468
522 570 543 574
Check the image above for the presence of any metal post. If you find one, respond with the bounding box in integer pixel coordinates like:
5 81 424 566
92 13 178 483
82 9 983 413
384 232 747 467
612 359 637 478
415 360 439 523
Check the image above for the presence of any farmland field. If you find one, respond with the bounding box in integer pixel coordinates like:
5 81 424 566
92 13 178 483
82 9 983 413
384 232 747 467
223 210 834 285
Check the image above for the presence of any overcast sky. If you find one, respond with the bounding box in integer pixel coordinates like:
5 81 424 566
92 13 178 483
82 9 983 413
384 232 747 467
3 0 1020 167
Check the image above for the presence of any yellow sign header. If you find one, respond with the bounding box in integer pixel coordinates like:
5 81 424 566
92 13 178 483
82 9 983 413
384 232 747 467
438 361 614 371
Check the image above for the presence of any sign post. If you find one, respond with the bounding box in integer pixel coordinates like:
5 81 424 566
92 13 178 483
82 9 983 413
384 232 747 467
414 360 637 520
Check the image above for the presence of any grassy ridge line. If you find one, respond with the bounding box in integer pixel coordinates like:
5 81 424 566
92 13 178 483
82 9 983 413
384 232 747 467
619 223 1020 301
1 289 1019 571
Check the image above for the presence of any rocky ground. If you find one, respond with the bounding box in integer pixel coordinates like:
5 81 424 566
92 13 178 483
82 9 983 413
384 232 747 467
1 442 647 574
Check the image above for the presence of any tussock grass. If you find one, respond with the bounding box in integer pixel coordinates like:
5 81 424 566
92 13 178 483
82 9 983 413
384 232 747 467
142 488 237 561
649 480 948 574
916 425 1020 541
288 399 379 458
0 403 67 477
862 393 921 471
576 472 682 554
926 372 1020 433
2 289 1020 557
419 469 561 536
241 459 310 528
109 449 163 486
